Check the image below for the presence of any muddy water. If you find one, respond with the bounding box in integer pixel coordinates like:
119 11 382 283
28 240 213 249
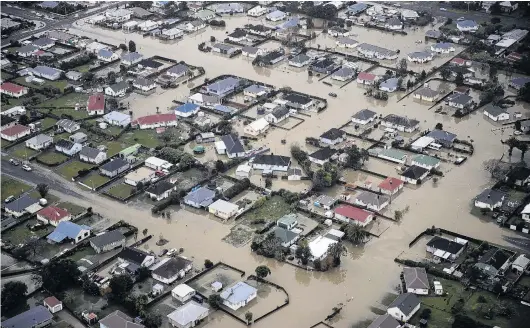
63 16 530 328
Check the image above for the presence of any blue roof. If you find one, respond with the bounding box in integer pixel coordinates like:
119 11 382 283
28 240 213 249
380 77 399 89
184 187 215 207
213 105 233 113
175 103 199 113
432 42 453 49
40 1 59 8
220 282 257 304
47 221 91 243
278 17 299 30
348 3 368 14
1 306 53 328
98 49 114 58
244 84 267 94
268 10 285 19
457 20 478 28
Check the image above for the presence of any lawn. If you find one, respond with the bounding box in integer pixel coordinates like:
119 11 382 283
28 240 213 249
106 183 134 199
66 246 96 262
56 201 86 216
10 146 38 160
13 77 69 92
36 151 68 166
39 117 58 129
118 130 162 149
73 64 91 73
80 174 110 189
29 191 60 204
38 93 89 119
1 177 32 200
103 141 128 157
1 94 47 111
57 160 94 180
53 132 70 142
2 219 53 245
241 195 291 228
1 71 13 80
86 119 123 137
1 139 12 148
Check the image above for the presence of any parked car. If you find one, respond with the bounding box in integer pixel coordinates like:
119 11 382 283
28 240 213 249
167 248 177 256
9 159 20 166
440 8 447 11
457 17 465 21
4 195 15 203
158 249 168 257
22 164 32 171
328 92 337 98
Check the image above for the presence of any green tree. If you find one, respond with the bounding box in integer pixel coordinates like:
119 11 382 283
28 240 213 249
255 265 271 280
143 311 162 328
208 294 222 309
245 312 253 324
143 228 148 236
345 223 367 244
518 83 530 102
435 123 443 130
343 145 369 169
204 259 214 268
137 266 151 282
36 183 49 198
265 177 272 188
505 137 518 156
35 259 80 293
128 40 136 52
109 274 134 301
394 210 403 221
327 241 346 266
397 58 408 75
295 242 311 265
455 72 464 86
1 281 28 313
419 70 427 81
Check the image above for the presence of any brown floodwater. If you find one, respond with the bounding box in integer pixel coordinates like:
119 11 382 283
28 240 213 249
53 15 530 327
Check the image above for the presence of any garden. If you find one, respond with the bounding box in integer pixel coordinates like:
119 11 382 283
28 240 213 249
1 177 32 199
240 195 292 229
57 160 94 180
36 151 69 166
10 145 38 160
56 201 86 216
118 130 163 149
105 183 135 200
80 173 110 190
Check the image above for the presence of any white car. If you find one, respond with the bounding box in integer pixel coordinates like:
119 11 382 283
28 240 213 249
440 8 447 11
167 248 177 256
22 164 32 171
457 17 465 21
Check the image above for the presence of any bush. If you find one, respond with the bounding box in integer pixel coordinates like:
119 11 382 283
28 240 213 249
204 259 214 269
420 308 432 319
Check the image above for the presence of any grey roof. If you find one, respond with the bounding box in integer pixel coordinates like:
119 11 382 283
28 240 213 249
129 7 152 18
27 134 53 145
100 158 129 172
207 77 240 93
18 44 38 54
278 213 297 226
244 84 268 94
98 49 115 58
314 194 336 207
220 282 257 304
33 65 61 77
221 134 245 154
479 248 511 270
108 81 129 93
152 257 192 279
66 71 83 80
134 77 155 87
448 93 473 106
457 20 478 28
253 154 291 166
99 310 144 328
367 314 400 328
414 86 438 98
56 138 74 149
119 247 151 266
167 63 188 76
336 36 358 45
228 29 247 38
425 30 441 38
475 188 505 205
213 43 237 52
1 306 53 328
290 54 311 64
271 106 289 119
80 146 103 159
242 46 259 54
401 165 429 179
353 109 377 121
355 191 390 207
426 129 456 143
357 43 397 57
4 195 38 213
483 104 508 117
284 93 312 105
309 147 336 161
427 236 465 255
121 51 143 62
432 42 453 50
167 302 209 327
403 267 429 290
408 51 432 60
510 76 530 88
138 58 163 69
56 119 79 131
380 77 399 89
332 67 355 78
288 167 302 176
32 37 54 47
388 293 420 317
90 230 125 248
184 187 215 207
272 227 298 244
320 128 344 140
386 17 402 27
146 181 174 196
382 114 419 129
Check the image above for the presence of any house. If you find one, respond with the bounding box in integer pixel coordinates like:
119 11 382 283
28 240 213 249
105 81 130 97
400 165 429 184
98 49 118 62
354 191 390 211
56 119 80 134
407 51 433 63
25 134 53 150
161 27 184 40
246 24 272 36
272 227 299 247
287 53 311 68
265 107 290 124
196 132 215 144
252 154 291 172
413 86 439 102
347 3 368 15
475 248 511 278
332 67 356 82
69 132 87 145
474 189 505 210
378 177 404 196
0 124 30 141
310 58 336 74
124 167 156 186
308 234 341 261
85 41 108 54
309 147 337 166
4 195 40 217
184 187 215 208
410 136 435 152
447 93 473 109
234 164 251 178
277 213 298 230
90 230 126 253
352 109 377 125
174 103 200 118
167 301 208 328
43 296 63 314
132 113 178 130
79 146 107 164
430 42 456 53
220 282 257 310
137 58 164 72
483 104 509 121
381 114 419 132
226 29 247 43
100 158 130 177
118 247 155 267
329 26 349 37
152 257 193 284
336 37 358 49
0 116 16 131
217 134 246 158
215 2 245 14
426 236 466 262
133 78 157 92
64 70 81 82
266 10 286 21
211 43 240 56
171 284 196 303
356 72 377 85
0 306 53 328
244 118 270 136
505 166 530 187
104 111 131 127
334 205 374 227
314 195 337 210
99 311 144 328
367 314 401 328
522 203 530 223
47 221 91 244
387 293 420 322
357 43 398 60
426 129 457 147
121 51 144 66
55 139 82 156
374 148 408 164
105 8 132 22
37 206 72 226
247 5 268 17
403 267 429 294
182 20 206 32
385 17 404 30
378 77 399 93
87 94 105 115
17 44 39 57
457 20 479 32
144 156 172 172
242 46 266 58
208 200 239 220
244 85 268 98
188 93 221 108
509 76 530 90
146 181 175 201
412 154 440 170
320 128 344 145
511 254 530 274
206 77 240 97
194 9 216 20
31 66 62 80
167 64 189 79
0 82 28 98
283 93 313 110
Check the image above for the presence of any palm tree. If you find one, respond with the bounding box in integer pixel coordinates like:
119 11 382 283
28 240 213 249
505 137 518 156
327 241 346 267
345 224 367 244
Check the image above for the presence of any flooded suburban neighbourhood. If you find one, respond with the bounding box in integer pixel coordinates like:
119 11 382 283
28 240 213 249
1 2 530 328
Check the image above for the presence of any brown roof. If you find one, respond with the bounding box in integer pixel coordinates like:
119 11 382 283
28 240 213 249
43 296 61 307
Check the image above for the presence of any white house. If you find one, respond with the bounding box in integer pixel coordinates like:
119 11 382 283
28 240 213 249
386 293 421 322
352 109 377 125
522 203 530 223
171 284 196 303
252 154 291 172
145 181 175 201
104 111 131 127
483 104 509 121
80 146 107 164
244 118 270 136
167 302 208 328
511 254 530 274
319 128 344 145
55 139 82 156
131 113 178 130
220 282 257 311
0 82 28 98
265 107 290 124
236 164 252 178
26 134 53 150
474 189 505 210
430 42 455 53
124 167 156 186
403 267 429 295
248 5 268 17
121 52 143 66
266 10 286 21
457 20 479 32
37 206 72 227
133 78 157 92
288 54 312 67
208 199 239 220
105 82 129 97
46 221 91 244
97 49 118 62
0 124 30 142
118 247 155 267
174 103 200 118
152 257 193 284
426 236 466 262
106 8 132 22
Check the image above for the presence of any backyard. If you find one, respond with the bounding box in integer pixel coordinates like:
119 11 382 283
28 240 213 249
1 177 32 200
2 219 54 246
36 151 69 166
80 173 110 189
240 195 292 229
106 183 135 199
38 93 90 119
118 130 163 149
57 160 94 180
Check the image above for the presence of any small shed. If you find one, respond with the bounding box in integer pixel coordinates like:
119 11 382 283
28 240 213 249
172 284 196 303
152 283 164 296
43 296 63 313
211 281 223 292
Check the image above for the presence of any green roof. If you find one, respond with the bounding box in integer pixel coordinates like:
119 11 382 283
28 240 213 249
379 148 408 160
119 144 142 156
412 154 440 166
277 213 297 226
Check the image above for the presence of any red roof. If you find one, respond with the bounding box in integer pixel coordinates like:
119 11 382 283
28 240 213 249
378 177 404 191
44 296 61 307
335 205 372 223
87 93 105 111
1 124 30 137
451 58 466 65
132 113 177 126
506 52 523 62
37 206 70 222
357 72 376 81
0 82 26 94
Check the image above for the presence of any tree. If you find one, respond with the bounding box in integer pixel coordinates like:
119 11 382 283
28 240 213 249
109 274 134 301
265 177 272 188
435 123 443 130
455 72 464 86
295 242 311 265
255 265 271 280
397 58 407 75
137 266 151 282
518 142 528 160
394 210 403 221
208 294 222 309
18 114 29 125
518 83 530 102
128 40 136 52
343 145 369 169
143 311 162 328
204 259 214 268
245 312 253 324
1 281 28 313
143 228 148 236
419 70 427 81
345 224 367 244
490 2 502 14
36 183 49 198
119 43 128 51
420 308 432 319
107 98 118 110
327 241 346 266
35 259 80 293
82 277 100 296
505 137 518 156
215 160 225 172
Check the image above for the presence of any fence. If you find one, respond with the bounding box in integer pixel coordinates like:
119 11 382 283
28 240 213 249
247 275 289 324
